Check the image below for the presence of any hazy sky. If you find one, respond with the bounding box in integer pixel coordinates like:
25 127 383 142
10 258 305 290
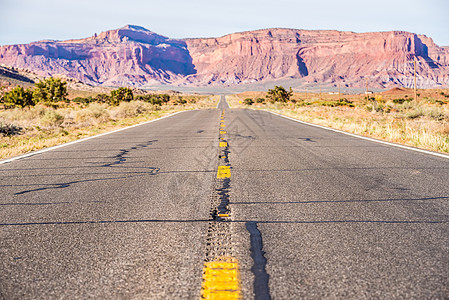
1 0 448 46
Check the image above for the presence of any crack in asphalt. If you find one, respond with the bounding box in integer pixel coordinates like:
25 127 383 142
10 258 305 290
246 221 271 300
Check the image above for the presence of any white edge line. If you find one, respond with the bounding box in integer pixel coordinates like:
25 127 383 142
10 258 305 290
264 109 449 160
0 110 187 165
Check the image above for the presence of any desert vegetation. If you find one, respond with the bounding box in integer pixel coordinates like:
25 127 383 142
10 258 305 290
0 78 218 159
230 87 449 153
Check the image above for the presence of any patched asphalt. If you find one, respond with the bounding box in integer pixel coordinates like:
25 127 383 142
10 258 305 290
1 99 448 299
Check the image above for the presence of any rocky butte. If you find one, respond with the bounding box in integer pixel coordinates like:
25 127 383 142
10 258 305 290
0 25 448 89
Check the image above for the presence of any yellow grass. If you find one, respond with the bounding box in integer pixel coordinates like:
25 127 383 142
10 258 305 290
0 96 219 159
231 91 449 154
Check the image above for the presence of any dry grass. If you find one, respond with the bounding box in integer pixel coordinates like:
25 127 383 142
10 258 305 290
231 90 449 154
0 95 219 159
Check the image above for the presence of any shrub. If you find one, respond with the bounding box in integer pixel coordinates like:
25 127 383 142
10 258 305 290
175 96 187 105
256 98 265 103
267 86 292 103
40 110 64 127
393 98 413 104
135 94 167 105
72 96 94 104
336 99 355 107
135 94 165 105
75 103 110 123
296 101 313 107
95 93 111 103
318 100 354 107
425 107 447 121
112 101 153 118
0 122 22 136
405 107 446 120
33 77 68 106
159 94 170 103
110 87 133 106
2 86 35 108
440 124 449 135
244 98 254 105
149 97 163 105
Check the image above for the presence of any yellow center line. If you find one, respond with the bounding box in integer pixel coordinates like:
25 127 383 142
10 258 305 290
219 142 228 148
220 131 227 134
216 166 231 178
201 257 241 300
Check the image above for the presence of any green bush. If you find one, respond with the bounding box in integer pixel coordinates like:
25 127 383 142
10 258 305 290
1 86 35 108
72 96 94 104
134 94 167 105
244 98 254 105
336 99 355 107
319 100 354 107
95 93 111 103
149 97 163 105
175 96 187 105
296 101 313 107
393 98 412 104
267 86 292 103
256 98 265 103
110 87 133 106
33 77 68 106
160 94 170 103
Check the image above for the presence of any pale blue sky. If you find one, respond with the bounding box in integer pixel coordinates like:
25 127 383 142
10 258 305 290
1 0 448 46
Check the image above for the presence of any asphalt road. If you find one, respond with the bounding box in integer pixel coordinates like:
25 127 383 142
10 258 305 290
1 97 448 299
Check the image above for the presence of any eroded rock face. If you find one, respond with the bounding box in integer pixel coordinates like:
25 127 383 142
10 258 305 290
0 25 448 88
182 29 449 88
0 25 196 86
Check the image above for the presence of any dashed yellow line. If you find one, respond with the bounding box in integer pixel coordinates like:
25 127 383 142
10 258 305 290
201 257 241 300
217 166 231 179
219 142 228 148
220 131 227 135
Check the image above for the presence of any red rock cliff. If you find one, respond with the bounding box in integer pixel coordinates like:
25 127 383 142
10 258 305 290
183 28 449 88
0 26 448 88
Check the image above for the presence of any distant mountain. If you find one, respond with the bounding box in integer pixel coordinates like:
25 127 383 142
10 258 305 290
0 25 448 89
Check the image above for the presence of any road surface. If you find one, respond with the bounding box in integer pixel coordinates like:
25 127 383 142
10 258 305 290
1 97 448 299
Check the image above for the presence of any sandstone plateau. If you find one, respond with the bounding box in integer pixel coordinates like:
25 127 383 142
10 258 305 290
0 25 448 89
